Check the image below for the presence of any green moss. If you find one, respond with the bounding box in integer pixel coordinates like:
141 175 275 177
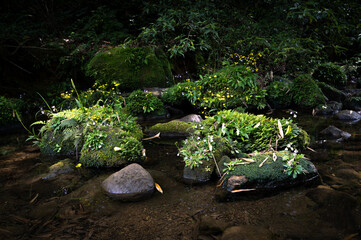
222 151 315 187
39 129 80 155
148 120 194 135
86 46 174 92
80 128 144 167
313 62 347 87
291 74 326 108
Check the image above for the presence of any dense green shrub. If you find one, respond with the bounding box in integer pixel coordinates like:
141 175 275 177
291 74 326 108
38 104 143 161
161 81 196 107
125 90 164 116
86 46 174 92
313 62 347 87
178 110 309 170
266 78 293 108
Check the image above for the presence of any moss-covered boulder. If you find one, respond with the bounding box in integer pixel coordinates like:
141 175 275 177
291 74 326 108
42 159 74 180
86 46 174 92
39 129 81 155
216 151 319 200
147 120 194 137
80 128 144 167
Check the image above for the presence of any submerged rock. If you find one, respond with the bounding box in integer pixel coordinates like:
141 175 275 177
42 159 74 180
314 101 342 115
183 165 213 184
335 110 361 121
320 125 351 140
178 114 203 123
221 225 273 240
102 163 154 201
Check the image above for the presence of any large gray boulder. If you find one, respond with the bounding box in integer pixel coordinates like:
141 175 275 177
335 110 361 121
178 114 203 123
320 125 351 140
102 163 154 201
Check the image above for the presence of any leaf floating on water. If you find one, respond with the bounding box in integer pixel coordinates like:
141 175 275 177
114 147 122 151
277 120 284 139
231 188 256 193
155 183 163 194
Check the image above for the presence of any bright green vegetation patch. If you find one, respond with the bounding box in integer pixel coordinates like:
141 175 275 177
313 62 347 87
178 110 310 179
162 63 266 113
221 151 316 188
80 128 143 167
86 46 174 92
197 110 309 153
291 74 326 108
148 120 194 135
37 104 143 167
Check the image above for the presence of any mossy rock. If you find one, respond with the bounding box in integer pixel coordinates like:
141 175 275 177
39 130 80 155
42 159 74 180
80 128 144 167
291 74 326 108
147 120 194 137
86 46 174 92
217 151 319 197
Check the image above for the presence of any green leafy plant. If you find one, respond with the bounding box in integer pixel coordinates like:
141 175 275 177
125 90 164 115
83 129 108 151
266 78 293 108
313 62 347 87
281 152 305 178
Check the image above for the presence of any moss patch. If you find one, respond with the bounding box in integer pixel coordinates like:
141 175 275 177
80 128 144 167
148 120 194 135
291 74 326 108
86 46 174 92
222 151 316 188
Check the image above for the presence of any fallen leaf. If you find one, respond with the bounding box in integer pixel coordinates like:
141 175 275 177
155 183 163 194
278 120 284 139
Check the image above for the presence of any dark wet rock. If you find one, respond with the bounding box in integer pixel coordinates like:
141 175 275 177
221 225 273 240
317 81 347 102
314 101 342 115
183 165 213 184
335 110 361 121
165 106 184 116
306 186 359 230
42 159 74 180
215 151 319 201
146 120 194 137
197 216 231 237
227 176 248 191
320 125 351 140
102 163 154 201
178 114 203 123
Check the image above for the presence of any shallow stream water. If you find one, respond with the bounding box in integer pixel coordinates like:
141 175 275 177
0 112 360 240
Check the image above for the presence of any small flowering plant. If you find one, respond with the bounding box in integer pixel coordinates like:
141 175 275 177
281 151 305 178
178 134 216 169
